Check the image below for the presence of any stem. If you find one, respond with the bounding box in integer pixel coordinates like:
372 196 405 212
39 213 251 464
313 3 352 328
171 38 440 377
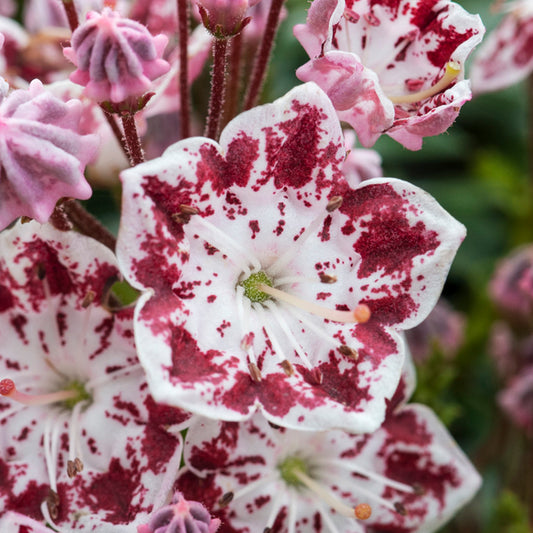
205 38 229 140
177 0 191 139
243 0 285 110
121 114 145 166
61 0 79 32
223 32 243 126
62 200 117 251
100 107 130 161
529 73 533 195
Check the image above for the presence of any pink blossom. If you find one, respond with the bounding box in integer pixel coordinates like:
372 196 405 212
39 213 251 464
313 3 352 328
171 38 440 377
294 0 484 149
137 491 220 533
63 8 170 104
176 406 481 532
490 244 533 326
471 1 533 94
117 83 465 433
0 79 99 230
499 365 533 437
0 222 190 530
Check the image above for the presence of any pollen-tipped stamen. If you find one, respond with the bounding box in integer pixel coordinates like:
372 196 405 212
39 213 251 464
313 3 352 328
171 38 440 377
292 469 372 520
388 61 461 104
256 284 371 324
0 378 79 406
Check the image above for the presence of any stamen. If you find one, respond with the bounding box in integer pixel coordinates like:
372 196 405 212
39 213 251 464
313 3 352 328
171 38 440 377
280 359 295 376
338 345 359 360
256 284 371 324
248 362 262 382
263 300 314 370
226 472 278 504
236 285 257 365
292 469 371 520
81 290 96 308
218 492 234 507
355 503 372 520
388 61 461 104
189 214 261 273
0 378 78 406
319 273 337 284
326 196 343 212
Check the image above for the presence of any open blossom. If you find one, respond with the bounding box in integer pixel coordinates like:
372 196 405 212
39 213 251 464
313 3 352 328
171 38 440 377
0 79 99 230
176 404 481 532
63 8 170 104
471 1 533 94
137 490 221 533
117 82 465 433
0 222 190 530
294 0 484 149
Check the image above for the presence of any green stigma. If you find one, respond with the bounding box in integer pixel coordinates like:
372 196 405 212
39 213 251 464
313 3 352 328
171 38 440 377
239 271 273 303
62 380 92 410
278 456 309 487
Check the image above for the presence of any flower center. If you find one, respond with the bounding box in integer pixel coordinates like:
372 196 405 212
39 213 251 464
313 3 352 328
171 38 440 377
239 271 273 303
278 455 309 487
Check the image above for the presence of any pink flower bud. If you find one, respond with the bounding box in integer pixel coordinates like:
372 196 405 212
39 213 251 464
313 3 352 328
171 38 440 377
196 0 257 37
137 491 220 533
64 8 170 104
0 79 99 229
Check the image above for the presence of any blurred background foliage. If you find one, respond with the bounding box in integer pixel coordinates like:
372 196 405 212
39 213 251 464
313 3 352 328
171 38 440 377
12 0 531 529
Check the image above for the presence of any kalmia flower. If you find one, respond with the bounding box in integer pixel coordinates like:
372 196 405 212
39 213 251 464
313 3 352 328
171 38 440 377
294 0 484 149
63 8 170 105
0 222 190 530
0 79 98 230
137 490 221 533
117 83 465 433
499 366 533 437
471 0 533 94
176 404 481 532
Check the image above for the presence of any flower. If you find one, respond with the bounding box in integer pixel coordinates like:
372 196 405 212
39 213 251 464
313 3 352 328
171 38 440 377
341 130 382 187
0 79 99 230
0 222 189 530
471 0 533 94
490 244 533 326
176 405 481 532
63 8 170 105
117 82 465 433
294 0 484 149
137 490 221 533
499 366 533 437
405 299 465 363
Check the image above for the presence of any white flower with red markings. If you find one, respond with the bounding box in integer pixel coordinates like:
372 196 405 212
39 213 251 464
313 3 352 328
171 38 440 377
176 405 481 532
118 82 465 433
0 222 189 531
294 0 484 149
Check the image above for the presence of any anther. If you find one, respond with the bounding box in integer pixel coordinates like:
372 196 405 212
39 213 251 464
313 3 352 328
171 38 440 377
36 263 46 280
248 362 262 383
67 457 84 478
388 61 461 105
338 345 358 360
326 196 343 212
20 216 33 224
81 290 96 308
310 368 323 385
412 483 425 496
218 492 234 507
319 273 337 284
264 528 272 533
394 502 407 516
46 489 60 520
281 360 295 376
355 503 372 520
172 205 199 225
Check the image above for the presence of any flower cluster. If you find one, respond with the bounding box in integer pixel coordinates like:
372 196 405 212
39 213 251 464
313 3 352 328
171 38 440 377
0 0 489 531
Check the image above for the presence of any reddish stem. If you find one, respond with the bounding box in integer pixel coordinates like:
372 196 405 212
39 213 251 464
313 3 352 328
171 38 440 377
177 0 191 139
121 114 145 166
205 38 229 140
223 32 243 126
61 0 79 32
62 200 117 251
100 107 129 161
243 0 285 110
